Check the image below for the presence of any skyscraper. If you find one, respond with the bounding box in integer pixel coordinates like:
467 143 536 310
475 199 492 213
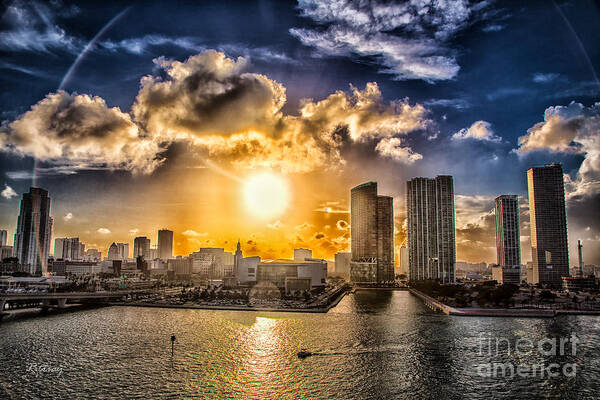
406 176 456 283
0 229 7 246
527 164 569 286
107 242 119 260
54 237 83 260
158 229 173 260
133 236 151 259
117 242 129 259
495 195 521 267
14 187 53 274
349 182 394 283
398 246 409 276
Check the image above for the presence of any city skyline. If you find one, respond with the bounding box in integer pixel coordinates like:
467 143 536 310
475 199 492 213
0 1 598 267
0 161 591 269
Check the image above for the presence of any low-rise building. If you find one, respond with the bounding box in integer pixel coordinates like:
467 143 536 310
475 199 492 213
168 257 192 278
257 259 327 289
492 265 521 285
236 256 260 284
562 276 597 292
284 277 312 294
0 245 13 260
334 252 351 278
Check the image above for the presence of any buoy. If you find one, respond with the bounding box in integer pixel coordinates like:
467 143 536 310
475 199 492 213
171 334 176 356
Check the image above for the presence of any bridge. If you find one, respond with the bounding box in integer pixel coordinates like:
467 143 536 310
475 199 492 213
0 290 150 314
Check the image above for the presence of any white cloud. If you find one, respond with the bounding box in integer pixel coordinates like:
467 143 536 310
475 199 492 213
424 98 471 110
486 87 527 101
375 137 422 164
100 35 297 65
182 230 208 237
101 34 203 54
294 222 314 231
516 101 600 200
482 24 505 32
63 212 73 221
0 91 166 174
97 228 111 234
336 220 349 230
290 0 490 81
129 228 139 235
532 72 560 83
1 184 17 199
267 220 284 230
452 120 502 142
0 0 81 53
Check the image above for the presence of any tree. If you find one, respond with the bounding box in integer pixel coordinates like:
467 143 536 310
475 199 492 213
539 290 556 303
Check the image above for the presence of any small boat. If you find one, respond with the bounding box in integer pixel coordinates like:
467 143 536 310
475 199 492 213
297 349 313 359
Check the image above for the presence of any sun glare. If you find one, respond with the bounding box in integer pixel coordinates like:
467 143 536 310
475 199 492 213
243 172 290 219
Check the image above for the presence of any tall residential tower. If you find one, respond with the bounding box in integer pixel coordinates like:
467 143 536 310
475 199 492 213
133 236 151 259
495 195 521 267
14 187 53 274
349 182 394 283
527 164 569 286
158 229 173 260
406 176 456 283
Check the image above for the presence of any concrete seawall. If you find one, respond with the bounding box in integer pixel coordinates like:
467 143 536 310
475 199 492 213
409 289 459 315
409 288 559 318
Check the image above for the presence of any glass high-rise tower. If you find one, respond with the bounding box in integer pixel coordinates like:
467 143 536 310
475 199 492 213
406 176 456 283
133 236 151 259
350 182 394 283
495 195 521 268
14 187 53 275
527 164 569 286
158 229 173 260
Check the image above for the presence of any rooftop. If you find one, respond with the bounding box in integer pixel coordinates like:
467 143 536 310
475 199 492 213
260 259 325 264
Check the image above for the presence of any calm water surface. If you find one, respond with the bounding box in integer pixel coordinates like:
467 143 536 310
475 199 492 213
1 291 599 399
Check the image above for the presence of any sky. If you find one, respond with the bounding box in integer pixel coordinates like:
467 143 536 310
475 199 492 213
0 0 598 266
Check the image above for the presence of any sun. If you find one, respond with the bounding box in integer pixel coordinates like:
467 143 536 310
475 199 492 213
243 172 290 219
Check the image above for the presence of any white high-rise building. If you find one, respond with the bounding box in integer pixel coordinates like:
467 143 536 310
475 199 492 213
54 237 83 260
398 246 409 276
407 176 456 283
334 252 351 277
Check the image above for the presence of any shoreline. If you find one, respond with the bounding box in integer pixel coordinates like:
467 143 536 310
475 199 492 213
109 286 352 314
409 288 600 318
0 304 101 322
